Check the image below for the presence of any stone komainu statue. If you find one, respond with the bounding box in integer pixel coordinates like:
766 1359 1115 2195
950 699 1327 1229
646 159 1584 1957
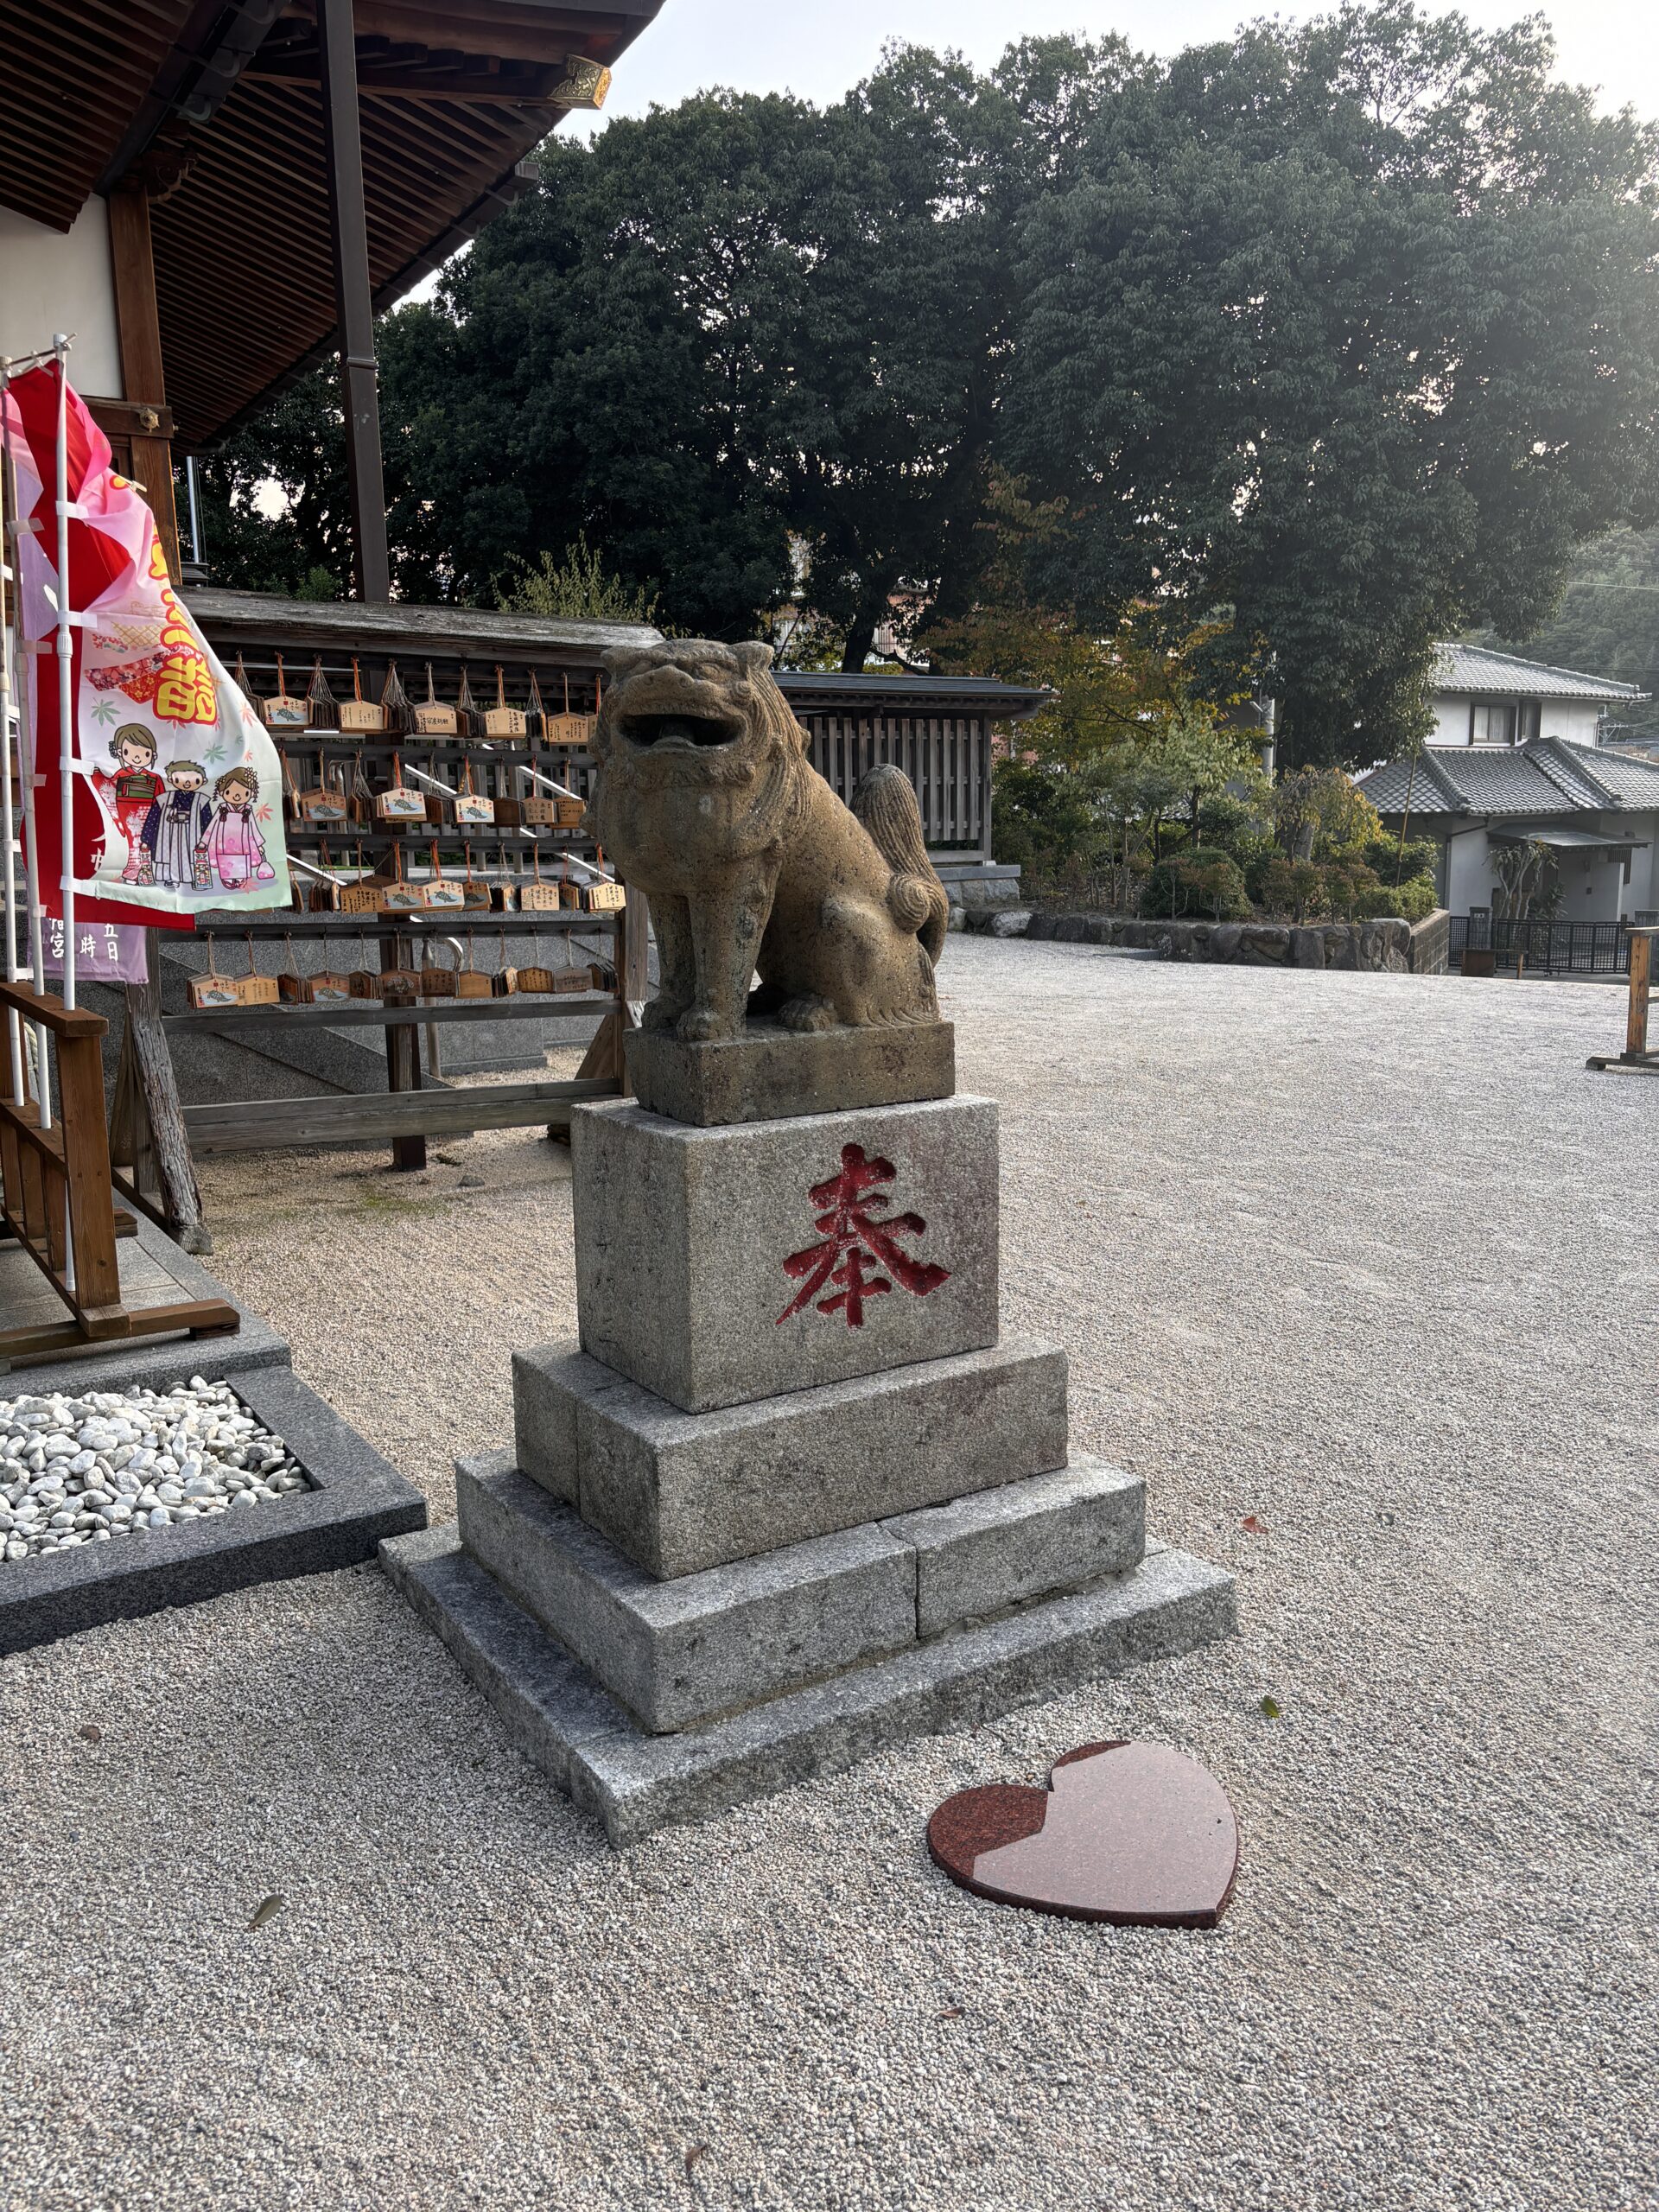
586 639 950 1040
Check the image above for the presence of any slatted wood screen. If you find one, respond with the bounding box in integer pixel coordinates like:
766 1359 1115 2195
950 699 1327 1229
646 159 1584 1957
795 714 988 855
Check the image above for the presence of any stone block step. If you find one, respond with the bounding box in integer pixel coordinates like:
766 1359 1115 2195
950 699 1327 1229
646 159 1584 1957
887 1459 1145 1636
457 1452 916 1733
379 1524 1236 1847
512 1332 1070 1577
455 1449 1146 1734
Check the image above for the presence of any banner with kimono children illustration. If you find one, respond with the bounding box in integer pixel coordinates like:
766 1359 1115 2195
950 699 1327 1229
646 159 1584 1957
2 363 289 930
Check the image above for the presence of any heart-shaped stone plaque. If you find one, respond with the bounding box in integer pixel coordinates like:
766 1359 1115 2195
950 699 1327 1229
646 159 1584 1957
927 1740 1239 1928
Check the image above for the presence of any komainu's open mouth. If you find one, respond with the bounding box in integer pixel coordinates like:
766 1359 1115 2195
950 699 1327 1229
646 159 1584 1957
619 713 740 750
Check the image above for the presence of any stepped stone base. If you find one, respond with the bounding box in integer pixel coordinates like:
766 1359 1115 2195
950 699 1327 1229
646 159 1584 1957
380 1524 1235 1846
455 1447 1146 1733
512 1333 1069 1576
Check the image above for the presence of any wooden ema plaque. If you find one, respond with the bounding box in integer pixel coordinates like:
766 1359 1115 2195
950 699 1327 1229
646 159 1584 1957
480 665 527 740
541 671 597 747
339 658 386 734
279 969 353 1004
261 653 309 730
411 663 458 738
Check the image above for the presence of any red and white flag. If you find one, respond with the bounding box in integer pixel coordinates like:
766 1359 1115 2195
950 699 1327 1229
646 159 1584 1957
2 361 290 929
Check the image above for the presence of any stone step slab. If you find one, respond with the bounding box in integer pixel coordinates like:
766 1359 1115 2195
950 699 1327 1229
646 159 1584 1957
457 1451 917 1734
458 1446 1144 1732
379 1524 1237 1847
512 1333 1070 1578
571 1094 999 1414
886 1459 1145 1636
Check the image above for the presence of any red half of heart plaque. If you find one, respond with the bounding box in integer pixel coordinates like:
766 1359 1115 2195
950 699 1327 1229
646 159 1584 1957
927 1740 1239 1929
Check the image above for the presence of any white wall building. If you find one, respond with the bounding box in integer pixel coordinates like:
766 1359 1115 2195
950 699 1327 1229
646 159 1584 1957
1357 645 1657 923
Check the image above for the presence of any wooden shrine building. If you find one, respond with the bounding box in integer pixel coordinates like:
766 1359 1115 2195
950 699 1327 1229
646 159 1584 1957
0 1 1040 1254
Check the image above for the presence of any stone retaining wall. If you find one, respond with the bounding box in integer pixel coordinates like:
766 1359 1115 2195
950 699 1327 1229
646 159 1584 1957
1015 912 1416 971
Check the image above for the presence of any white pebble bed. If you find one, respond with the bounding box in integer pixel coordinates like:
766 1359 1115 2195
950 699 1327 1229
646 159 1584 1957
0 1376 307 1565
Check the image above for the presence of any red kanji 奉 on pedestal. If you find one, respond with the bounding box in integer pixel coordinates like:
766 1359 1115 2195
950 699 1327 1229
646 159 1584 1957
778 1141 950 1328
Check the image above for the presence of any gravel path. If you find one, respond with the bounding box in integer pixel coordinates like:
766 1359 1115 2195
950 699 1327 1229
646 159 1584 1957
3 940 1655 2211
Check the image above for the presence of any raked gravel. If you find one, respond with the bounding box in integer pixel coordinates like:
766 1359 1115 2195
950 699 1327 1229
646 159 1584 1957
0 1378 307 1563
1 938 1656 2211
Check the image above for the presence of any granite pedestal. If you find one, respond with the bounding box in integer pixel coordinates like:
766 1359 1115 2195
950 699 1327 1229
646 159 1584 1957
383 1021 1235 1843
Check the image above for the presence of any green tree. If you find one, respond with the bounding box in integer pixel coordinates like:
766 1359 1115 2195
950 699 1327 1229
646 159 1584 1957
1004 3 1659 769
1471 525 1659 738
192 370 351 598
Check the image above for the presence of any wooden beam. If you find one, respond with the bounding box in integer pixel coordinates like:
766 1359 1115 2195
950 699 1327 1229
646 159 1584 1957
181 1077 617 1154
103 186 183 584
317 0 393 603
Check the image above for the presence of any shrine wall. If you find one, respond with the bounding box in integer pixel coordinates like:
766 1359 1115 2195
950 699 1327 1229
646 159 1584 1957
0 199 124 398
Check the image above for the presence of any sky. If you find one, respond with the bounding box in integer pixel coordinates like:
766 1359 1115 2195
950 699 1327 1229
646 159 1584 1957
572 0 1659 130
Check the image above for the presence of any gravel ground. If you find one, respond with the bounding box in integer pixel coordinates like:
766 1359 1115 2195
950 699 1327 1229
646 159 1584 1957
3 939 1656 2212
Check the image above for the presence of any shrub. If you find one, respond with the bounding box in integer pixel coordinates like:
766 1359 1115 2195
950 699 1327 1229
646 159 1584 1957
1355 873 1439 924
1140 847 1252 920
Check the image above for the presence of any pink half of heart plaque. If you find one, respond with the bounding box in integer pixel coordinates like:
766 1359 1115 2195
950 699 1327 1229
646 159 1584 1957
927 1740 1240 1929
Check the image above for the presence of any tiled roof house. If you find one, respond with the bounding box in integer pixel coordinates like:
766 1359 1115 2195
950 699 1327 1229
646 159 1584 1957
1356 646 1657 923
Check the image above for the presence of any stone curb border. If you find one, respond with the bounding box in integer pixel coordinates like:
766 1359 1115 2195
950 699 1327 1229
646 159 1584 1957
0 1365 427 1656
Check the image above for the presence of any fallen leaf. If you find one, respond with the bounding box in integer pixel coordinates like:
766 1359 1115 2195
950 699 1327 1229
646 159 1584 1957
683 2144 708 2174
938 2005 963 2020
77 1724 102 1743
1259 1695 1282 1720
1240 1516 1268 1535
248 1894 285 1930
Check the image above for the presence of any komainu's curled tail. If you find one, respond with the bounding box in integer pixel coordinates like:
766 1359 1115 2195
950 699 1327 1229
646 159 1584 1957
852 764 950 966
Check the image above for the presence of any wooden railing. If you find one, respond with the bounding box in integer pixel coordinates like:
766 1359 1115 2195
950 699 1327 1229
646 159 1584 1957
0 978 237 1363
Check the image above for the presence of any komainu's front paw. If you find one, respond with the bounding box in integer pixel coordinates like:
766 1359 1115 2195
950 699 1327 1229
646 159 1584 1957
777 996 840 1033
677 1006 738 1043
641 995 688 1033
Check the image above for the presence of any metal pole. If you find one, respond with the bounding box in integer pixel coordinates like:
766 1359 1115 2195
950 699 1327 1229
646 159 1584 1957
184 455 204 568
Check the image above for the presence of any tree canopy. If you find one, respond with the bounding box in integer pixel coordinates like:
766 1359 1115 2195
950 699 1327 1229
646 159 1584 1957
197 3 1659 760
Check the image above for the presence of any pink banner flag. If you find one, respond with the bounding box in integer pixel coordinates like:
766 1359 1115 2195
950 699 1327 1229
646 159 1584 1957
1 362 290 931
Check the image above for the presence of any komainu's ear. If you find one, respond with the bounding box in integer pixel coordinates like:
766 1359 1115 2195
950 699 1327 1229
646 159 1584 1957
733 640 775 676
601 645 653 682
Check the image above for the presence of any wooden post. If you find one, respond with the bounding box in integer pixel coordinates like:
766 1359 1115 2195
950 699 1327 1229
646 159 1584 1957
119 943 212 1252
55 1023 124 1326
620 886 650 1016
317 0 392 603
105 187 182 584
383 929 424 1170
1626 930 1652 1059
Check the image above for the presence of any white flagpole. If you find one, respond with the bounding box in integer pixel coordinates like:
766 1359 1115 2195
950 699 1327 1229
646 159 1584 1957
53 335 76 1015
0 360 52 1128
0 365 26 1109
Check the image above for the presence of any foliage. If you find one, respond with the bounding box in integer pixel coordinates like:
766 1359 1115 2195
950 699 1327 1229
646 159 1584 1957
200 5 1658 728
497 537 658 625
1269 769 1384 865
1140 847 1252 920
192 370 351 598
1003 3 1659 767
1469 525 1659 739
1489 840 1560 923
